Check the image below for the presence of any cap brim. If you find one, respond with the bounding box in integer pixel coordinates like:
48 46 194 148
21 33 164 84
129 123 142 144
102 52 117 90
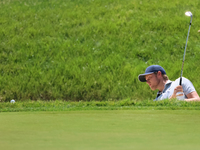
138 72 154 82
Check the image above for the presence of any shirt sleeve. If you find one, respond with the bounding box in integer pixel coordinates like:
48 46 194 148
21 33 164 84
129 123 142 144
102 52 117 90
181 77 196 95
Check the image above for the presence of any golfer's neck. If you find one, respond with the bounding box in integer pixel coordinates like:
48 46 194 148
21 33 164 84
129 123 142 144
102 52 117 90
158 79 168 92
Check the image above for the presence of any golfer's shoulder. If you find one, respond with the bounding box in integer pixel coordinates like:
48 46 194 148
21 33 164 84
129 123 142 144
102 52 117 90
182 77 193 83
173 77 193 85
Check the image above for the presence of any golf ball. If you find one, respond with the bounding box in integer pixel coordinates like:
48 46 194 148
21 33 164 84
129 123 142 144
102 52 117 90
10 99 15 103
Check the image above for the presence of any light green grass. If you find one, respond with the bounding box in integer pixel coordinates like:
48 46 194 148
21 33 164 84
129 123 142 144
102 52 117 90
0 110 200 150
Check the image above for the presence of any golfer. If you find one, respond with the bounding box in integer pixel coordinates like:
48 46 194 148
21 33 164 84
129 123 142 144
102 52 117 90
138 65 199 101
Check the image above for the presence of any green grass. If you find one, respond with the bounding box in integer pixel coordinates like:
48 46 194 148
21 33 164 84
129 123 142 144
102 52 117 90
1 110 200 150
0 0 200 101
1 99 200 112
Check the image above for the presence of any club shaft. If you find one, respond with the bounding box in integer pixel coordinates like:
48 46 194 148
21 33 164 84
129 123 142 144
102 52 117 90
179 16 192 85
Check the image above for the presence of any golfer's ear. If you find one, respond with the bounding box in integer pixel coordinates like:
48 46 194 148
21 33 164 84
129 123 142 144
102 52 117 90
157 71 162 77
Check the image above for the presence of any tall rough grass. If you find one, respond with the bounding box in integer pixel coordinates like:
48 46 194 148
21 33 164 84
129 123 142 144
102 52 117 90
0 0 200 101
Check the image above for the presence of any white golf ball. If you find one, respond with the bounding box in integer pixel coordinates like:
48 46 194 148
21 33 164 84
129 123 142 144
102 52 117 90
10 99 15 103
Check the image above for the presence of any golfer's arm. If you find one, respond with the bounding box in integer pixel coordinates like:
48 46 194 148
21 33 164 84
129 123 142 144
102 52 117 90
185 91 200 102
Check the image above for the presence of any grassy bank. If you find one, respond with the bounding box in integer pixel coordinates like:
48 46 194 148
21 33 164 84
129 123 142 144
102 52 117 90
0 0 200 101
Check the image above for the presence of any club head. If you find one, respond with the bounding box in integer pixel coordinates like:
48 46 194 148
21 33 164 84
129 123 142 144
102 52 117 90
185 11 192 17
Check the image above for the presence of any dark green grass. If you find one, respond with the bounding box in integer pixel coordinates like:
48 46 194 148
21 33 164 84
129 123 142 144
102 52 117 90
1 110 200 150
0 0 200 101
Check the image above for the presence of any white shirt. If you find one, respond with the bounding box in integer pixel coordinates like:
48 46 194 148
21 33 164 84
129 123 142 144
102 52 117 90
155 77 196 101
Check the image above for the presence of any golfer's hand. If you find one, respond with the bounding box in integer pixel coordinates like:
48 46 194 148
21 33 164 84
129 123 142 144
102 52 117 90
170 85 183 99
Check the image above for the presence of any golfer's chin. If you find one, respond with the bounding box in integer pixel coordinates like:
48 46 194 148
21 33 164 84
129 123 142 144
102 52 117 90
149 86 156 91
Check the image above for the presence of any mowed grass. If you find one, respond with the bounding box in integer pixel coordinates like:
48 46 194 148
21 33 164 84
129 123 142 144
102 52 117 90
1 110 200 150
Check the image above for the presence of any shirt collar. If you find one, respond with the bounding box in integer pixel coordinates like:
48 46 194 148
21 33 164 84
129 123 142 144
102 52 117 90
165 80 172 85
156 80 172 95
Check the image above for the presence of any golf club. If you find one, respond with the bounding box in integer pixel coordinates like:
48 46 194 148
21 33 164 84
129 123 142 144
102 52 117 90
179 11 193 85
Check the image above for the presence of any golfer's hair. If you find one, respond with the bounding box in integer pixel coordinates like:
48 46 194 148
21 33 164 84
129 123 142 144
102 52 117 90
154 72 169 81
162 74 169 81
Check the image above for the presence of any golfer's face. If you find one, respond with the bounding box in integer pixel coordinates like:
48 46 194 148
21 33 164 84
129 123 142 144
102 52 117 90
145 73 159 90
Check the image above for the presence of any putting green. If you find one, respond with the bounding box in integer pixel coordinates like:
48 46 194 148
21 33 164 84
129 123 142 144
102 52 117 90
0 110 200 150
